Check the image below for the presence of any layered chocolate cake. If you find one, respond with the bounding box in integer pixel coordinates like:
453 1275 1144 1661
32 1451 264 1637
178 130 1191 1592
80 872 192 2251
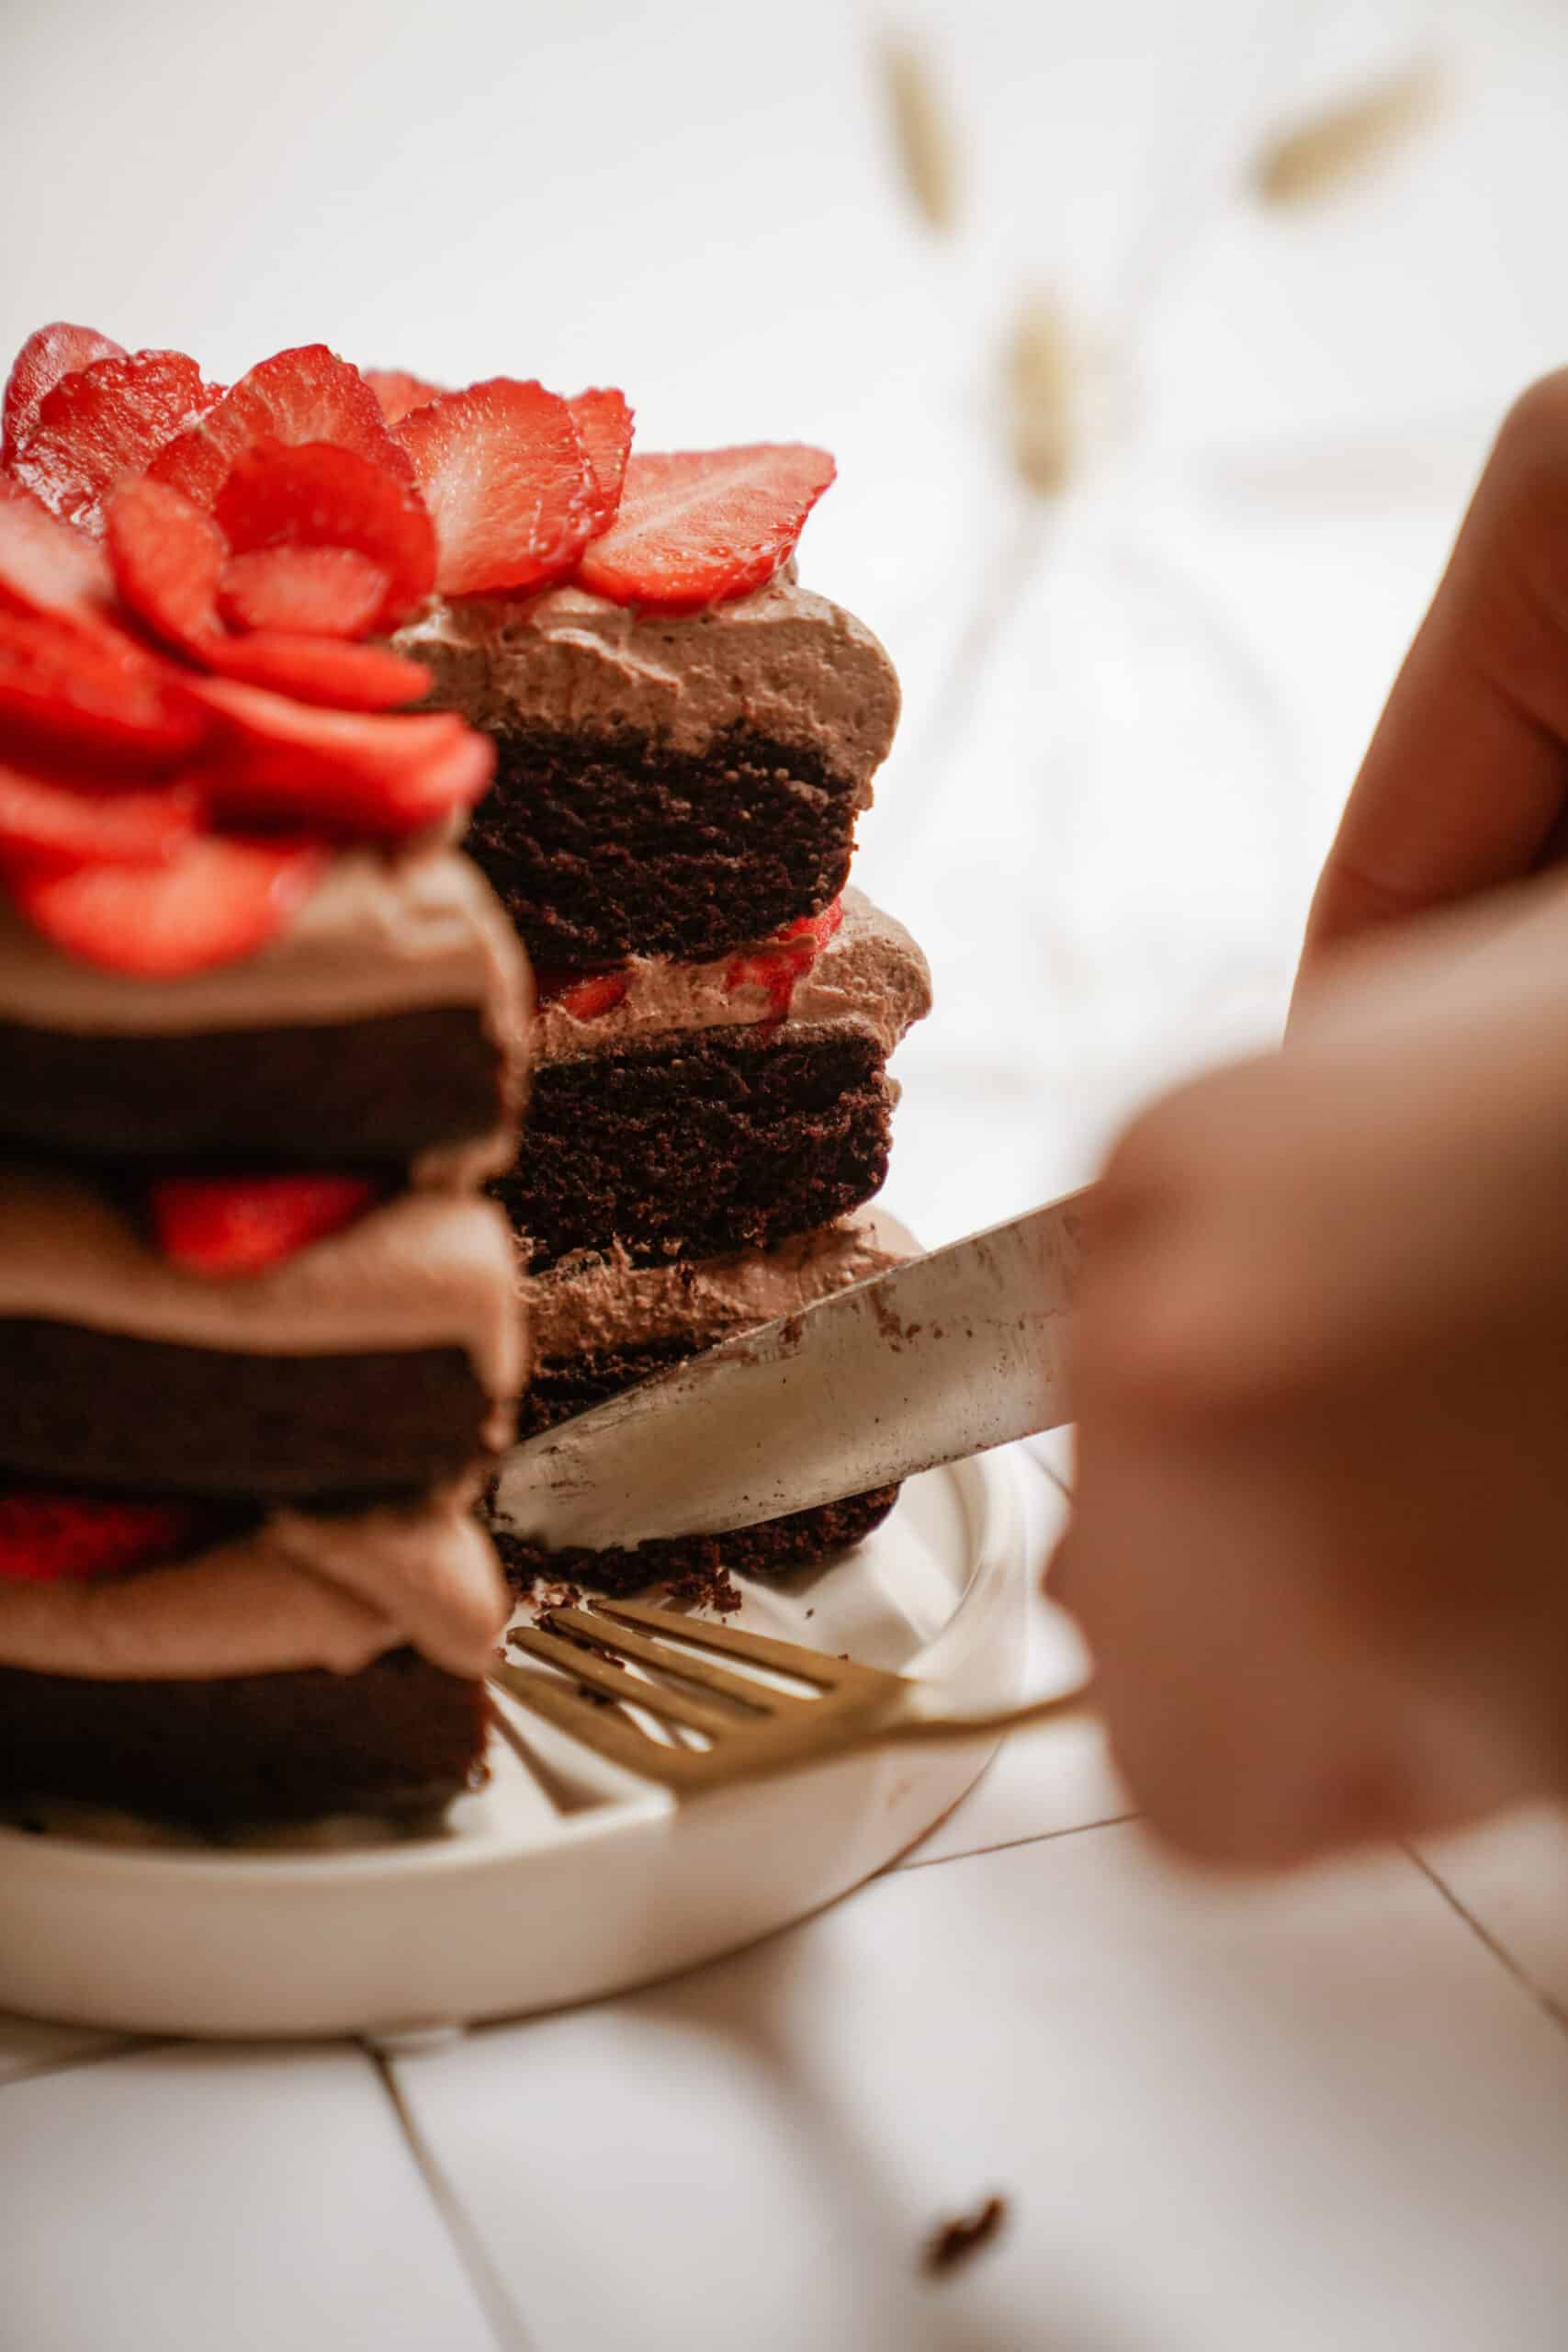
509 1209 916 1596
0 322 931 1816
503 888 931 1267
0 327 538 1826
402 571 901 965
398 416 931 1594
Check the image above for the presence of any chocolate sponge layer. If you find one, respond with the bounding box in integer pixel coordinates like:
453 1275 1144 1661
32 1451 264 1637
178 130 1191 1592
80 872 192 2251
0 1321 493 1503
490 1334 900 1597
466 725 860 965
494 1026 894 1270
0 1004 506 1168
0 1648 488 1828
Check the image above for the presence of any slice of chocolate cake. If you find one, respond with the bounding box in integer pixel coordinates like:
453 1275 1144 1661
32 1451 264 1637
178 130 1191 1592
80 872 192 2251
400 571 901 965
493 1210 912 1597
493 889 931 1267
0 851 526 1182
0 1496 501 1826
0 330 547 1830
0 1162 520 1499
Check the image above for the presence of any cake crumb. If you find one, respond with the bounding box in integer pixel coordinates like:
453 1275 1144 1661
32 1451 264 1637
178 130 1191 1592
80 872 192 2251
922 2194 1008 2276
663 1563 743 1615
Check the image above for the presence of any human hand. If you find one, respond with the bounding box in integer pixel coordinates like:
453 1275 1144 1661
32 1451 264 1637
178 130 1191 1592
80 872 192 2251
1301 372 1568 984
1050 876 1568 1866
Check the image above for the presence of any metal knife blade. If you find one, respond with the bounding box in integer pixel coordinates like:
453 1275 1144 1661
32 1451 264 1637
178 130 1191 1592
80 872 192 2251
492 1188 1091 1554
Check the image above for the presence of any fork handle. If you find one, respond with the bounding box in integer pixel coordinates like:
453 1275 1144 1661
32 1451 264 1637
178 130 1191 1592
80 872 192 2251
870 1678 1097 1750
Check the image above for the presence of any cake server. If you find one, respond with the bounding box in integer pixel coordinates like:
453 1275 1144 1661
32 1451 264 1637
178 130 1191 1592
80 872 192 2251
491 1188 1090 1554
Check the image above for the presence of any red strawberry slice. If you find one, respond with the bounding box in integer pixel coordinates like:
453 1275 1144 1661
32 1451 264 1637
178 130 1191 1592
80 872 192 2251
103 477 226 657
725 896 843 1023
365 368 445 426
0 476 117 628
394 379 595 596
0 833 325 976
213 439 434 629
10 350 220 537
574 445 836 610
0 607 209 766
204 633 431 710
149 345 413 514
568 389 634 537
2 322 127 469
536 967 630 1019
218 545 390 639
0 1492 206 1583
0 756 200 866
190 674 492 832
149 1170 378 1277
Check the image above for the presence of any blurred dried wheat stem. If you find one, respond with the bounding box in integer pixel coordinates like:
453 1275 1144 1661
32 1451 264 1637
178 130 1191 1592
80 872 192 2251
1252 58 1445 206
879 31 961 232
1006 289 1076 495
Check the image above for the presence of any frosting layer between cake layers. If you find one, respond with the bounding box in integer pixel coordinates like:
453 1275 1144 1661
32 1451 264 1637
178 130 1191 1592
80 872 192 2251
0 1160 525 1404
400 570 901 789
0 1488 508 1681
0 846 529 1036
525 1207 914 1361
536 888 931 1064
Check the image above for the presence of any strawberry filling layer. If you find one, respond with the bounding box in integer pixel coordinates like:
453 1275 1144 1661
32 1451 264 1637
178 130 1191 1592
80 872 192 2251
146 1170 382 1277
0 1490 220 1584
534 899 845 1032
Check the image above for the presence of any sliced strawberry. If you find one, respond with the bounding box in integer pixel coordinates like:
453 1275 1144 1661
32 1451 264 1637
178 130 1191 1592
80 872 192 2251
365 368 445 426
218 545 389 639
10 350 220 537
0 607 209 765
394 379 595 596
190 674 492 832
0 833 325 976
536 968 630 1019
0 1492 206 1583
0 756 200 867
149 345 412 513
725 896 843 1023
568 389 634 537
0 476 117 628
575 445 836 610
2 322 127 469
204 633 431 710
103 477 226 656
149 1171 378 1277
213 438 434 629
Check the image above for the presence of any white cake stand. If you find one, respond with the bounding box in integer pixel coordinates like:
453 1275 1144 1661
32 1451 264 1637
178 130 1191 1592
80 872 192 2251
0 1452 1030 2040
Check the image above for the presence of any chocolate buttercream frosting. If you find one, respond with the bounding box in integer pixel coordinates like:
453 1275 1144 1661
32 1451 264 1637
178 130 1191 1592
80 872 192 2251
399 566 901 799
0 1158 527 1407
0 1486 508 1681
525 1207 916 1363
535 887 931 1065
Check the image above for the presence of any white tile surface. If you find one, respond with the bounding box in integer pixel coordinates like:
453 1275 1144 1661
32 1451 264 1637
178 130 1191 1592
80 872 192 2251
392 1824 1568 2352
1416 1805 1568 2026
0 2045 504 2352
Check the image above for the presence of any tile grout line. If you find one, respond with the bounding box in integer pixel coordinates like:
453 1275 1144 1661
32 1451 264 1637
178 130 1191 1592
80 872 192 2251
899 1808 1136 1871
1404 1844 1568 2041
369 2048 539 2352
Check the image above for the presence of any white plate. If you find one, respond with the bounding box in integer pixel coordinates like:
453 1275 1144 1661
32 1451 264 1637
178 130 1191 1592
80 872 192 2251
0 1453 1029 2041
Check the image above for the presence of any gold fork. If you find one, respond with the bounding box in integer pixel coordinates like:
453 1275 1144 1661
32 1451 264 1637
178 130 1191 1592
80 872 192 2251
488 1597 1093 1792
